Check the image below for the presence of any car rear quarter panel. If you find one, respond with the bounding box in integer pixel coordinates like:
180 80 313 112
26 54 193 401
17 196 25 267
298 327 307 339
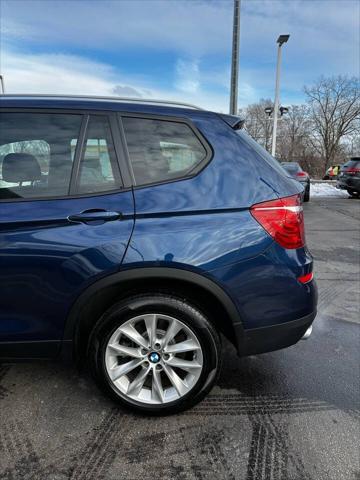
208 244 317 329
123 113 313 330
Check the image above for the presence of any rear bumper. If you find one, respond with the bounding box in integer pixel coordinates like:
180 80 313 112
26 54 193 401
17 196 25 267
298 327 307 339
337 177 360 191
236 310 317 356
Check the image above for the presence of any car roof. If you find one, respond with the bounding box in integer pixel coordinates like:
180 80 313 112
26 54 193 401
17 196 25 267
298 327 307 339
0 94 208 116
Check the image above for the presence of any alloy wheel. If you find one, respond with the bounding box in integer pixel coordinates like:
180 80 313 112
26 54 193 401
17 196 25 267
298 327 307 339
105 313 204 404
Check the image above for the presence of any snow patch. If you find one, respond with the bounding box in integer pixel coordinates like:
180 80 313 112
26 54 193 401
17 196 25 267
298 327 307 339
310 183 348 197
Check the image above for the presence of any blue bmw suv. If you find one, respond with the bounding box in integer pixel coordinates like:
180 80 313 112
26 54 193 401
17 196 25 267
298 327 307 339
0 95 317 414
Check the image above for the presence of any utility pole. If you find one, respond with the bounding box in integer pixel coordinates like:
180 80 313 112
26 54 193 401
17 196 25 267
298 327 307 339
0 75 5 94
271 34 290 157
229 0 241 115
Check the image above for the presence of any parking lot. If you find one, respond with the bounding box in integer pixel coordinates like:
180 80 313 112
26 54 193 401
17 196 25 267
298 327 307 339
0 196 359 480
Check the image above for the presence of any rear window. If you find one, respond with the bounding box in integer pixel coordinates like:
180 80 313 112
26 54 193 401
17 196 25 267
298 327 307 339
0 112 82 199
281 163 301 173
342 159 360 169
122 117 208 186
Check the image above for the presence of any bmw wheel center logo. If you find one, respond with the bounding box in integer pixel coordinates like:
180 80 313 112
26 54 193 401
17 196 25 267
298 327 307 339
149 352 160 363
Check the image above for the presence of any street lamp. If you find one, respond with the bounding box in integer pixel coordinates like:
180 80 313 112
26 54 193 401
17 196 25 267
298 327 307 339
264 106 288 117
271 34 290 157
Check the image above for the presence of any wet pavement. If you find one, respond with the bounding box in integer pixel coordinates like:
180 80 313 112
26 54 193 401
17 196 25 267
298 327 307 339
0 196 359 480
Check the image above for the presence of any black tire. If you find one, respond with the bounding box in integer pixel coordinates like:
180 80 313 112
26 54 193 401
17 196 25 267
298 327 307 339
347 189 359 198
88 293 221 415
303 186 310 202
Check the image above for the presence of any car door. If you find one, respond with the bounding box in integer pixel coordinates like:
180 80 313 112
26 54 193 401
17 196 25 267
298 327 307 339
0 109 134 358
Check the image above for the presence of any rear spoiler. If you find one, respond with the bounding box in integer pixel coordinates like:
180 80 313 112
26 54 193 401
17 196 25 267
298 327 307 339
218 113 245 130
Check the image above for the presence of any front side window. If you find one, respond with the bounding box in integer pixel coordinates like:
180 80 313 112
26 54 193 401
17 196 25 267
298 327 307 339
0 112 82 200
122 117 208 186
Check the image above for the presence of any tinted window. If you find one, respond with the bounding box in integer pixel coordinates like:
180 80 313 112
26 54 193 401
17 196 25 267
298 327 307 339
342 159 360 169
122 117 207 186
281 163 301 173
76 116 121 194
0 112 82 199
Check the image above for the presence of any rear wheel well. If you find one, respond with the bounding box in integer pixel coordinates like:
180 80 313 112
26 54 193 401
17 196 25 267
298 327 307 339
72 277 238 361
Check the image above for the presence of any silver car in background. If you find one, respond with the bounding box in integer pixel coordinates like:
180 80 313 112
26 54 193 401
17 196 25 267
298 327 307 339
281 162 310 202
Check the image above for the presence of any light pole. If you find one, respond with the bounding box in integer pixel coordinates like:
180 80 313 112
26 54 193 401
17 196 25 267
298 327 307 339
229 0 241 115
271 34 289 157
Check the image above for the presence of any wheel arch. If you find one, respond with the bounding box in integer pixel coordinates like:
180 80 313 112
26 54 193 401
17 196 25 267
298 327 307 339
62 267 244 361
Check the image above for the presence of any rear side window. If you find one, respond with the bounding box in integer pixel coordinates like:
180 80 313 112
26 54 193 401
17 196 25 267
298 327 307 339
122 117 208 186
0 112 82 200
76 116 121 194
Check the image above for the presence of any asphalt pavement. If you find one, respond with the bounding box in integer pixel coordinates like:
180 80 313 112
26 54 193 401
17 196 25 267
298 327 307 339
0 196 359 480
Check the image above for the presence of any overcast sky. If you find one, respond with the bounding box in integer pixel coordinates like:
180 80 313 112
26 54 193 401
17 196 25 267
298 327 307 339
0 0 359 111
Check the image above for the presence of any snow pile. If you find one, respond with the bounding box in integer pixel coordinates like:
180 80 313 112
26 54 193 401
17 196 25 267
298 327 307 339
310 183 348 197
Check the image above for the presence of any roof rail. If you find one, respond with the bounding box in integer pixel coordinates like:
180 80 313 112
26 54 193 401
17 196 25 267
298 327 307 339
0 94 203 110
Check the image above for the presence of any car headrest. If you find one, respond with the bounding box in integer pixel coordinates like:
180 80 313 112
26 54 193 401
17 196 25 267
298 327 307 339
2 153 42 183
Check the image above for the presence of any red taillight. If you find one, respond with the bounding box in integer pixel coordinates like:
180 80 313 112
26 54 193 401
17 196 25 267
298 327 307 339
250 194 305 249
345 168 360 175
298 272 313 284
296 171 307 177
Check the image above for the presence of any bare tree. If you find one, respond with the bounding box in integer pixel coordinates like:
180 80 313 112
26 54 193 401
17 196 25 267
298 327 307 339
342 130 360 158
304 75 360 170
277 105 311 162
239 99 273 151
239 76 359 178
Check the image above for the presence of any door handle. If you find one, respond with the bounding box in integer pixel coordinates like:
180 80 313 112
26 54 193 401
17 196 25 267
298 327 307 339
68 209 122 224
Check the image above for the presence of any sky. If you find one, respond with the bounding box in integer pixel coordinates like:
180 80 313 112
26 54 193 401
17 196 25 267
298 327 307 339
0 0 359 112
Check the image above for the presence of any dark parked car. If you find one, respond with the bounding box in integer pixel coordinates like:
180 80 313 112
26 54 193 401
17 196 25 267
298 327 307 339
337 157 360 197
0 95 317 414
281 162 310 202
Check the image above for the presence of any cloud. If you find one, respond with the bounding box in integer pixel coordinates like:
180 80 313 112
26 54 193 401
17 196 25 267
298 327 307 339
238 82 258 105
1 0 358 110
1 50 118 95
2 0 358 78
175 59 200 94
0 48 230 112
1 0 232 56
